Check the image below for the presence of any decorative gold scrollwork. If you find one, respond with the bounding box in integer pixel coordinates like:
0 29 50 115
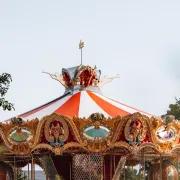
87 138 107 152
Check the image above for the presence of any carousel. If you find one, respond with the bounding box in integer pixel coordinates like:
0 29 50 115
0 41 180 180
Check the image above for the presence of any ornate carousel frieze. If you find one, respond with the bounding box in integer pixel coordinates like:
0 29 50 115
1 112 180 156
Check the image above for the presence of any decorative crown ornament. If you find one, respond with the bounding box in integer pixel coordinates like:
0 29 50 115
42 41 119 94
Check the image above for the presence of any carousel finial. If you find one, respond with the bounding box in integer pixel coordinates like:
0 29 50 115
79 40 84 65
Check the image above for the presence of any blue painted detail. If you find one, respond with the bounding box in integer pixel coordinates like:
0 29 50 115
85 128 109 138
50 137 64 147
128 136 141 145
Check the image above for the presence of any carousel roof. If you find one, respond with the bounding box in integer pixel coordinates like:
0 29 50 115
15 90 152 121
5 64 153 122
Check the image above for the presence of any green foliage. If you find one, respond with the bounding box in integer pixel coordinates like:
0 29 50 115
166 98 180 120
0 73 14 111
55 174 64 180
17 168 27 180
120 167 140 180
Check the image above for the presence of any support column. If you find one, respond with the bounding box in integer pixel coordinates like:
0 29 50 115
139 162 141 180
17 167 18 180
14 156 17 180
178 154 179 180
31 156 35 180
110 155 112 179
100 154 104 180
112 156 127 180
113 154 115 174
103 156 105 180
88 154 91 180
28 160 29 180
69 162 71 180
139 150 142 180
34 161 36 180
160 155 162 180
143 150 145 179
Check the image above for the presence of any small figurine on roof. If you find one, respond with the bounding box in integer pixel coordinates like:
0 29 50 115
128 120 142 145
11 116 23 126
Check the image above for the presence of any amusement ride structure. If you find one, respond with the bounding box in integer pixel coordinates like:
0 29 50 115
0 41 180 180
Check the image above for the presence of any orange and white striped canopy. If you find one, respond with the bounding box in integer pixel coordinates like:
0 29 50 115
16 90 152 121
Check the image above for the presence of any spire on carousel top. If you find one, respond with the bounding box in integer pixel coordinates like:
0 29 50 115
79 40 84 65
42 40 120 94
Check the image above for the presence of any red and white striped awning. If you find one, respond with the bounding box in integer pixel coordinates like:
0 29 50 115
15 90 152 121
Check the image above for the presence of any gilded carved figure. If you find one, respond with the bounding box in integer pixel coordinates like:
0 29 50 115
49 121 65 148
44 117 69 149
128 120 142 145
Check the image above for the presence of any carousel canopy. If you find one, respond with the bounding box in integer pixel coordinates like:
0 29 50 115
5 64 153 122
16 90 152 121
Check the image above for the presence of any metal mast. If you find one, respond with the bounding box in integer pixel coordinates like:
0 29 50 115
79 40 84 65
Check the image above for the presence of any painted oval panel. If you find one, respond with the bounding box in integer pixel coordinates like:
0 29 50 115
83 126 110 140
156 126 175 142
9 128 33 144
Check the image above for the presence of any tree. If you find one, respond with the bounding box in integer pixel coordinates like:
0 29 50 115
165 98 180 120
55 174 64 180
0 73 14 111
17 168 27 180
120 166 140 180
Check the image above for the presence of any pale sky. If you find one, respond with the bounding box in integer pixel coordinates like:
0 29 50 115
1 0 180 121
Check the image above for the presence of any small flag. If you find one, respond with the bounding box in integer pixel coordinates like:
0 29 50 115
79 40 84 49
